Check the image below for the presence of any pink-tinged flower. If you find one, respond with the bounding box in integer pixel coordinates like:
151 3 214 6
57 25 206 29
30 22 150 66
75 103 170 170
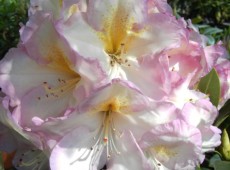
139 119 203 170
203 42 228 73
49 80 170 170
214 57 230 107
147 0 173 14
166 39 204 86
0 12 104 140
165 74 207 109
181 99 221 152
56 0 185 82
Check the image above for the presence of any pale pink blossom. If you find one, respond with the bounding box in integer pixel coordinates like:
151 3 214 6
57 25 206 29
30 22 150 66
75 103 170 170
214 57 230 107
56 0 185 84
49 80 155 170
0 12 104 147
181 99 221 152
139 119 203 170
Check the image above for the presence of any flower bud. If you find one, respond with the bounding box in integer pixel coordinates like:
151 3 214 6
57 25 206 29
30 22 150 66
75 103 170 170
221 129 230 160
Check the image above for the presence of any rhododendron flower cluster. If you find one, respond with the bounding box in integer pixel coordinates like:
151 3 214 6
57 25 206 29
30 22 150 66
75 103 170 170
0 0 229 170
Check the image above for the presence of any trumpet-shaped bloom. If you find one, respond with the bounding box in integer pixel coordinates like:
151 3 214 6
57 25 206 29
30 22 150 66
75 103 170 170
181 99 221 152
0 12 104 146
49 80 170 170
139 119 203 170
56 0 185 88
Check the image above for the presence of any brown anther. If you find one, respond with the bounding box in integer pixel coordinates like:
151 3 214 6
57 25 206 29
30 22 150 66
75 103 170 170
103 138 108 143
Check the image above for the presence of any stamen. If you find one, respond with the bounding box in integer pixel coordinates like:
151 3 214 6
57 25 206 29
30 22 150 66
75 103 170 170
73 98 128 167
108 43 130 67
39 77 80 100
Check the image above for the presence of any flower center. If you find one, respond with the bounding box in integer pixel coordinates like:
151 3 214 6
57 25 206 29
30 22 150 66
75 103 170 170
37 46 81 100
149 145 177 163
88 96 129 166
40 77 80 99
96 4 139 67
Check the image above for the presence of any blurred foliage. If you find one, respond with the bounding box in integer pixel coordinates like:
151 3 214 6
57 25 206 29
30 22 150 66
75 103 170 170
168 0 230 27
169 0 230 53
0 0 29 59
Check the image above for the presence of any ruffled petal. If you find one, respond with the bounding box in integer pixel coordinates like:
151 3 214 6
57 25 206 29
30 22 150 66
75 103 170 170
139 119 203 169
56 12 107 65
23 13 77 66
127 13 184 57
181 99 218 127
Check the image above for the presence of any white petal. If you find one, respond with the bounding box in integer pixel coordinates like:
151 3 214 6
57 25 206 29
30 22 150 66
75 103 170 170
50 127 105 170
0 48 74 106
107 131 151 170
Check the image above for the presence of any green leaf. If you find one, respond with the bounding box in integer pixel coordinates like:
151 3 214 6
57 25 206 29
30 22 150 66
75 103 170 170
206 35 216 45
203 27 223 35
209 154 222 167
214 161 230 170
198 68 221 107
214 100 230 127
